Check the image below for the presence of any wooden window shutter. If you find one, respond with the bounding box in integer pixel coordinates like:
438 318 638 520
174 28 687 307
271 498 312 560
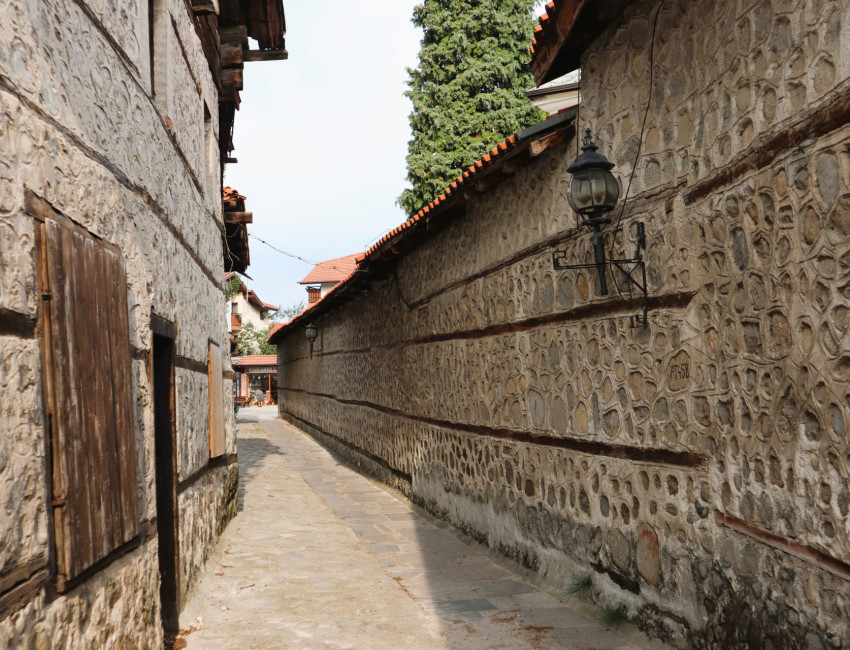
40 218 139 584
208 342 225 457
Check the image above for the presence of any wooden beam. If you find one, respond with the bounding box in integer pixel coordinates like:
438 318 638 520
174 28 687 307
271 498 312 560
219 25 248 45
223 211 253 224
220 41 244 69
222 68 243 93
243 48 289 62
191 0 218 15
529 129 569 157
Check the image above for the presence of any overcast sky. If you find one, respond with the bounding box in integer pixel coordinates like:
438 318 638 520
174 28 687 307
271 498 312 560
227 1 548 314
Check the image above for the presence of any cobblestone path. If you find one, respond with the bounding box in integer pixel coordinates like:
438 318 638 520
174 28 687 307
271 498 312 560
178 407 669 649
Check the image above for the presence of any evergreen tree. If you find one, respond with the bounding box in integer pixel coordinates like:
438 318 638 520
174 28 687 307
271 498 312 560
398 0 545 216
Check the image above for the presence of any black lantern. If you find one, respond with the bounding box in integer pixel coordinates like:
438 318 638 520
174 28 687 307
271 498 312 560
566 129 621 295
305 322 318 358
567 129 621 228
553 128 649 327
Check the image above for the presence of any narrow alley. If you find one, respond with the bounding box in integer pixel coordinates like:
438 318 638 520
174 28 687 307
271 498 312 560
178 408 669 649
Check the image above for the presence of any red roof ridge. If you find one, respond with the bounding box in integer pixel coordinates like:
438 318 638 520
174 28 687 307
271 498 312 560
357 130 525 262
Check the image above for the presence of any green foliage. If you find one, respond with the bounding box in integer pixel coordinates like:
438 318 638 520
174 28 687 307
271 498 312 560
564 572 594 600
235 322 276 356
398 0 546 216
270 300 306 322
599 604 628 628
225 275 242 301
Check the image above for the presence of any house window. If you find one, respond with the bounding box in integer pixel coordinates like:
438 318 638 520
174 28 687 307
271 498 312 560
39 217 139 586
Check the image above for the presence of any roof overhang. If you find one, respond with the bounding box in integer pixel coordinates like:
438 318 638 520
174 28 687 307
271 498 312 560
216 1 288 162
531 0 633 86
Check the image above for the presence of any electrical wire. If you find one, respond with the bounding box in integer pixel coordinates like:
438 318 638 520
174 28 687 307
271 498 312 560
607 0 664 262
247 231 359 275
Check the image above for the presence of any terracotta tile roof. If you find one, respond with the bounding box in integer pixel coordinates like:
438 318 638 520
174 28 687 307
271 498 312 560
233 354 278 367
530 1 557 53
299 254 360 285
267 323 285 340
268 109 576 345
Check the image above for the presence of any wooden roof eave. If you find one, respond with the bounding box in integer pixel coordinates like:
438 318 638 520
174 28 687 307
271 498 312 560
531 0 633 86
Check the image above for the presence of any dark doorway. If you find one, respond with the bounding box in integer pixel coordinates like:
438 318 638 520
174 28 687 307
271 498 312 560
153 332 179 634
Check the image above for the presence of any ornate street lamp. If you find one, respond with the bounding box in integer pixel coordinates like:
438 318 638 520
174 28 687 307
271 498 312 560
567 129 621 229
305 322 318 359
553 128 649 327
566 129 620 295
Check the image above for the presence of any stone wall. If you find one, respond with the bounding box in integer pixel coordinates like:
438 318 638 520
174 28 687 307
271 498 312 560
1 0 237 642
276 0 850 645
1 544 163 648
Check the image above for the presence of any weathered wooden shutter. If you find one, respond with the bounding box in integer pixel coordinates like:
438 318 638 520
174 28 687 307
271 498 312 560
40 218 139 584
208 342 225 457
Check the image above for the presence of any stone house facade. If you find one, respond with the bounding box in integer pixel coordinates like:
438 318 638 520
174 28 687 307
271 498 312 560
270 0 850 646
0 0 284 646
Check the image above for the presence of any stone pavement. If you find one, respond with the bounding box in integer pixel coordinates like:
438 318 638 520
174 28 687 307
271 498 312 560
178 407 670 649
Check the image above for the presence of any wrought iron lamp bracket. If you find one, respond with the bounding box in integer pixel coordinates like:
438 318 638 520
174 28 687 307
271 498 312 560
552 222 649 328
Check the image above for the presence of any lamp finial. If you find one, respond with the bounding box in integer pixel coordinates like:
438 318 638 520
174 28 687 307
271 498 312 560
581 128 597 152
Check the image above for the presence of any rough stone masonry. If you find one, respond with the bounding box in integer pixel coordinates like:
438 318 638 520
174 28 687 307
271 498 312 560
274 0 850 646
0 0 239 646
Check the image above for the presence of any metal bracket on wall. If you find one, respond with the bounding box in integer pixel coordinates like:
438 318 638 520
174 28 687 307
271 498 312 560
552 222 649 328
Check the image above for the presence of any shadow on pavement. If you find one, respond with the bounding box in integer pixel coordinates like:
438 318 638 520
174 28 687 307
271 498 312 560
235 435 283 512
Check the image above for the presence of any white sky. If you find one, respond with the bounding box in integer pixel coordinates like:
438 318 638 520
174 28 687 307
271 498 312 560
227 1 549 312
225 0 422 311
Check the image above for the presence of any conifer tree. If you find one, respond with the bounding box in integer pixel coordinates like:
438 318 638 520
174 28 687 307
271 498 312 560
398 0 545 216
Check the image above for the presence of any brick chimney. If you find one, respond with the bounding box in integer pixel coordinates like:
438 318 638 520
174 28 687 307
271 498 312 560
307 286 320 304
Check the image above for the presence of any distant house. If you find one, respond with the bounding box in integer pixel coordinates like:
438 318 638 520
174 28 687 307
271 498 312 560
524 70 580 115
226 272 277 353
299 253 359 304
232 354 279 404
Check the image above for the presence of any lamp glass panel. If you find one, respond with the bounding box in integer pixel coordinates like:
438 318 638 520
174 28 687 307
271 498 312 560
569 175 593 212
606 173 621 206
590 173 607 206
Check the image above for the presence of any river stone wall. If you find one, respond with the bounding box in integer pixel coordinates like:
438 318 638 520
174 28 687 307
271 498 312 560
0 0 236 642
276 0 850 645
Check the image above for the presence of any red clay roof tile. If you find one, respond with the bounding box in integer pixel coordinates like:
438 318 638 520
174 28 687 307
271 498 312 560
233 354 278 366
298 253 360 284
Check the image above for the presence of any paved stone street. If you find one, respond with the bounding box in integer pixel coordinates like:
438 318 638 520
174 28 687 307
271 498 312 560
178 408 669 649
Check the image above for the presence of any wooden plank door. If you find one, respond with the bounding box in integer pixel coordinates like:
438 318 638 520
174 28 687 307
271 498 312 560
40 218 139 585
